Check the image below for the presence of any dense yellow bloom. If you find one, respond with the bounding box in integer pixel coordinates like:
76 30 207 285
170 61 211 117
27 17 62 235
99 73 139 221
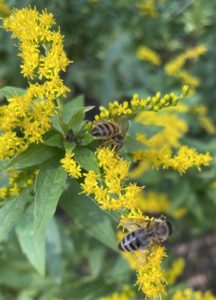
0 8 70 160
99 286 135 300
133 145 211 174
166 258 185 285
171 289 216 300
95 86 189 120
137 46 161 65
60 152 82 179
82 148 142 210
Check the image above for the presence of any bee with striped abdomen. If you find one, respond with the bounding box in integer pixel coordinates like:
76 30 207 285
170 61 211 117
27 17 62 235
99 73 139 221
118 215 173 252
91 118 128 151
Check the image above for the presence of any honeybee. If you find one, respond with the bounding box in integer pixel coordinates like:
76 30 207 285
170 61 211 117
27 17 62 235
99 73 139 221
118 215 173 252
91 118 128 151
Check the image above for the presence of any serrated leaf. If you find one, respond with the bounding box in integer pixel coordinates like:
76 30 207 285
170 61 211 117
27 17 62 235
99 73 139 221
7 144 58 170
16 204 45 276
33 158 67 236
43 133 63 149
128 120 163 139
74 147 100 173
62 95 84 124
60 179 117 251
0 189 32 242
0 86 26 98
123 135 148 153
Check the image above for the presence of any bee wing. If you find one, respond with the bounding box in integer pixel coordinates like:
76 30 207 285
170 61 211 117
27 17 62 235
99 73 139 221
122 218 152 232
116 117 129 137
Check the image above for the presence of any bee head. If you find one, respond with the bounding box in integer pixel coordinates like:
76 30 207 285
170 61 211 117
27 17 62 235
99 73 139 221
158 215 173 237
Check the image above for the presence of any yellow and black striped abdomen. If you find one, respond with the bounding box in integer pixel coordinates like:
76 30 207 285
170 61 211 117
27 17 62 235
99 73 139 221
92 121 121 140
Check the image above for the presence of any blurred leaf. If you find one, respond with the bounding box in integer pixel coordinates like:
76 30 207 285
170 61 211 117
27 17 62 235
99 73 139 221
74 147 100 173
43 133 63 149
0 86 25 98
33 158 67 236
88 247 106 280
7 144 58 170
0 189 32 242
128 120 163 139
16 204 45 276
123 135 148 153
46 218 63 281
60 179 117 251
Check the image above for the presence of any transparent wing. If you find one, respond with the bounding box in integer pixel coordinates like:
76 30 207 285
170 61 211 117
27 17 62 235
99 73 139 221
116 117 129 137
122 218 152 232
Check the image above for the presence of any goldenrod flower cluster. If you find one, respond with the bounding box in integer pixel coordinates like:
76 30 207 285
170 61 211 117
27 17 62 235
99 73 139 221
99 286 135 300
95 86 189 120
171 289 216 300
0 8 70 160
118 211 168 298
136 46 161 65
135 191 187 218
132 108 211 175
82 148 142 210
166 258 185 285
60 152 82 179
165 45 207 91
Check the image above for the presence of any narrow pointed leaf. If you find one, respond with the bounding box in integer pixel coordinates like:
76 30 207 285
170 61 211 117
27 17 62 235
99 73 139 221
33 158 67 236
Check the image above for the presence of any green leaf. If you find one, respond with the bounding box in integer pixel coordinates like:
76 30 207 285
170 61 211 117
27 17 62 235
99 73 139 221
51 115 68 136
0 189 32 242
7 144 58 170
46 218 63 280
0 86 26 98
67 108 85 134
128 120 163 139
74 147 100 173
16 204 45 276
62 95 84 124
60 179 117 251
33 158 67 236
123 135 148 153
43 133 63 149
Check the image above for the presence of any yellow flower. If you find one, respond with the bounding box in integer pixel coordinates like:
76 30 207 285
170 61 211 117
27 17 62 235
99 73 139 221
99 285 135 300
136 0 158 17
171 289 216 300
0 8 70 159
137 46 161 65
81 148 142 211
60 152 82 179
119 211 167 299
94 86 189 120
166 258 185 285
165 45 207 90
